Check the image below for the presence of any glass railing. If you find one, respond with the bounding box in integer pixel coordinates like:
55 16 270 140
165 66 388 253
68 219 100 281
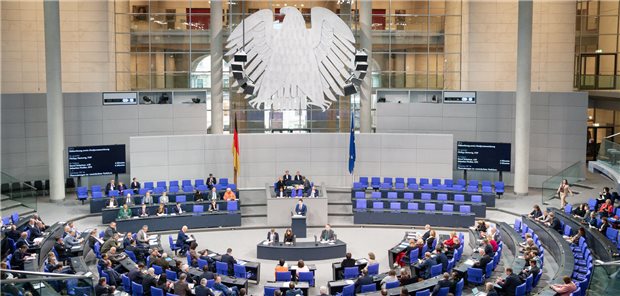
0 269 94 296
1 171 38 213
595 139 620 171
541 161 585 205
588 260 620 295
576 74 619 90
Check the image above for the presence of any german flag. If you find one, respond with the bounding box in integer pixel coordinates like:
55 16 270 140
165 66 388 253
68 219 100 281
232 115 240 185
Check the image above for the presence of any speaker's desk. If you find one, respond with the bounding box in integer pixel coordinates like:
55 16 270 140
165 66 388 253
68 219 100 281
256 240 347 261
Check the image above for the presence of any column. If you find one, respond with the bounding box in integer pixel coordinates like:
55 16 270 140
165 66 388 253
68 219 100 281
359 0 373 133
514 0 533 195
43 0 65 201
210 0 224 134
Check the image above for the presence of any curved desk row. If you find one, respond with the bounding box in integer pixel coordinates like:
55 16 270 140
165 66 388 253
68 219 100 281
353 210 475 228
101 201 238 224
550 207 617 262
257 240 347 261
200 249 261 283
521 216 574 286
353 198 486 218
351 189 495 207
114 212 241 232
90 189 240 213
497 222 527 271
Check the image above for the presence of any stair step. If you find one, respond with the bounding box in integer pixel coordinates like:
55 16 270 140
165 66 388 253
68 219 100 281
1 206 35 217
0 200 22 211
241 216 267 227
241 206 267 216
328 215 353 225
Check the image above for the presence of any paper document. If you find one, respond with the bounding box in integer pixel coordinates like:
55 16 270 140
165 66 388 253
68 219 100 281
464 259 475 266
148 235 158 240
238 260 247 266
345 280 354 285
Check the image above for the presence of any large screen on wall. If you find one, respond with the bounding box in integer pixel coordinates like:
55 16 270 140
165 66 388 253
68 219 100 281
68 145 126 177
456 141 511 172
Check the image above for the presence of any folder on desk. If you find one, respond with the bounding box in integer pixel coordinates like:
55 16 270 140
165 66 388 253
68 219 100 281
148 235 158 240
238 260 246 266
345 280 354 285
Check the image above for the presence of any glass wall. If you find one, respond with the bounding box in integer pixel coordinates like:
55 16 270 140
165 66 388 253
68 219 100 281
115 0 462 132
575 0 620 90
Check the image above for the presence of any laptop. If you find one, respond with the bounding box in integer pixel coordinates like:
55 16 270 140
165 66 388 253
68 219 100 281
472 287 487 296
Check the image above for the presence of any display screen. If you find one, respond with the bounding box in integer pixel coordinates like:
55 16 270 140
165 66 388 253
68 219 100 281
68 145 126 177
456 141 511 172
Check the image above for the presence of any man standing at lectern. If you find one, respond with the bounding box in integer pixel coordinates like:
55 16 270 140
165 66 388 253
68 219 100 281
294 199 307 216
320 224 335 241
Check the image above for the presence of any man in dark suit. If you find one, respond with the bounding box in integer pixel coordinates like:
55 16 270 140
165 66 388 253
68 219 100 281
26 219 42 239
518 260 540 282
421 225 432 242
117 182 128 195
128 263 145 284
293 171 303 183
142 267 158 296
417 252 437 279
473 249 492 275
105 179 116 195
130 178 141 194
103 222 119 241
283 171 292 184
174 273 193 296
285 282 303 296
294 199 307 216
341 252 356 268
320 224 335 241
197 265 215 281
213 276 239 296
54 237 69 262
267 229 279 244
95 277 115 296
354 269 374 293
220 248 237 276
176 226 192 255
434 247 449 273
207 174 217 189
195 278 215 296
495 268 521 296
547 214 562 234
275 178 285 195
10 245 29 270
16 232 32 249
431 273 453 296
208 187 219 201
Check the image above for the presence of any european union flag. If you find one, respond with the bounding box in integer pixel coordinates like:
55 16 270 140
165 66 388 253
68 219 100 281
348 112 356 174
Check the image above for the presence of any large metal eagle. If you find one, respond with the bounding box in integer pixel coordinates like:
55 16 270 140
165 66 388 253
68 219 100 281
226 7 356 111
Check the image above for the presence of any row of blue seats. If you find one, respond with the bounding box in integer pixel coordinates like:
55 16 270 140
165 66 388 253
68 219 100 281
355 200 474 213
580 199 620 218
466 241 504 285
354 191 484 203
77 183 237 200
0 212 20 227
356 177 504 191
564 203 620 251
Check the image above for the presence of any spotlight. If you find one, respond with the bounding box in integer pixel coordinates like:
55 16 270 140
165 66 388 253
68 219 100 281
231 62 244 72
234 51 248 62
355 62 368 72
232 71 244 80
344 83 357 96
355 50 368 63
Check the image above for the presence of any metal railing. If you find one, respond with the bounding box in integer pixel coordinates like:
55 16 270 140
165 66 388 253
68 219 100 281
1 171 38 213
541 161 585 205
588 260 620 295
0 269 94 296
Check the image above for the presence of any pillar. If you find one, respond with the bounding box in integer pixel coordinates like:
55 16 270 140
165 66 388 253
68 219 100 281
514 0 533 195
210 0 224 134
359 0 372 133
43 0 65 201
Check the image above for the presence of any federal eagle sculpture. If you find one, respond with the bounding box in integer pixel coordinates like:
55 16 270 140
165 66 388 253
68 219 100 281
226 7 357 111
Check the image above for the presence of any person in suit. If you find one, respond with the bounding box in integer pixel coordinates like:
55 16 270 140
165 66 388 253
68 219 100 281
25 219 42 239
417 252 437 280
213 276 239 296
546 213 562 234
283 228 295 244
95 277 116 296
518 260 540 282
106 196 118 208
599 217 611 235
473 249 492 275
136 225 150 246
10 244 29 270
275 177 285 195
267 228 279 244
198 264 216 281
195 278 215 296
117 182 127 195
176 226 192 255
128 263 145 284
481 239 494 257
123 193 133 206
208 187 219 201
130 178 141 194
308 186 319 198
173 273 193 296
142 191 153 205
53 237 69 262
422 225 432 242
101 233 121 254
194 190 204 202
286 282 303 296
320 224 335 241
495 268 521 296
142 267 158 296
302 177 312 195
159 192 170 204
63 230 83 249
341 252 356 268
434 247 449 273
105 179 116 195
139 204 149 217
174 202 184 214
117 204 132 220
156 203 166 216
220 248 237 276
485 282 499 296
354 269 374 293
426 230 437 250
293 171 303 183
283 171 292 184
5 224 21 241
431 273 453 296
16 232 32 249
550 276 577 296
103 221 119 241
207 174 217 189
294 199 307 216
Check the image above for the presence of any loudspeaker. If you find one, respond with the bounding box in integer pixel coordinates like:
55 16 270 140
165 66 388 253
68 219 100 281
242 83 255 95
234 51 247 62
355 50 368 63
351 77 363 86
344 84 357 96
355 62 368 72
354 70 366 80
231 62 244 71
232 71 244 80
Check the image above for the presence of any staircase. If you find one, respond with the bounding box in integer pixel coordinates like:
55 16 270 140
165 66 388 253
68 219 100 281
1 172 38 219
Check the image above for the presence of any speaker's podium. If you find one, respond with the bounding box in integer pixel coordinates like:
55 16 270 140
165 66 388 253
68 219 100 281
291 214 307 238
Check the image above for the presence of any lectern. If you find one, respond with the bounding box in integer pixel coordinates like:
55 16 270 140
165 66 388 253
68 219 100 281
292 215 307 238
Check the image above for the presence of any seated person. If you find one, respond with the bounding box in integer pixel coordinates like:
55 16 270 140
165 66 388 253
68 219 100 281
283 228 295 244
495 268 521 295
275 259 289 275
267 228 279 244
208 187 219 201
63 230 84 249
213 275 239 296
277 187 287 198
139 204 149 217
585 211 597 227
302 177 312 194
117 204 132 220
380 270 398 289
101 233 121 254
283 171 292 184
566 227 585 244
307 186 319 198
293 171 303 183
528 205 543 219
296 260 310 273
518 260 540 282
159 192 169 204
106 197 118 208
95 277 116 296
176 226 194 255
473 249 492 275
275 177 285 196
174 202 184 214
399 268 415 286
194 190 204 202
341 252 356 268
431 273 453 296
571 203 588 219
320 224 335 241
475 220 488 235
598 199 614 217
142 191 153 205
156 203 166 216
599 217 610 234
123 193 133 206
224 188 236 201
209 199 219 212
597 187 612 209
354 269 373 293
550 276 577 296
415 252 437 280
536 210 551 223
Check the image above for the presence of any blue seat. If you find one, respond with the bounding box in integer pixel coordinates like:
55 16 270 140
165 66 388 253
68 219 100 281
404 192 414 200
455 278 464 296
125 250 137 263
371 192 381 199
342 284 355 296
454 194 464 202
421 193 431 200
525 274 533 294
564 224 573 237
153 187 165 194
442 204 453 212
197 258 208 269
372 201 384 210
74 286 91 296
421 184 433 190
420 178 429 185
444 179 453 187
408 183 419 190
276 271 291 281
447 257 455 272
356 200 367 211
469 180 479 187
139 188 149 195
481 180 492 187
361 284 376 293
298 271 315 286
467 186 478 192
466 267 485 285
169 180 179 187
182 179 192 187
371 177 381 189
169 235 180 255
1 216 10 225
395 177 404 185
151 287 164 296
606 228 619 243
220 178 229 186
216 261 228 275
93 191 103 198
183 185 194 193
515 282 526 296
132 281 144 296
437 287 450 296
343 267 359 279
482 186 493 193
431 178 441 187
367 263 379 276
390 202 401 211
156 181 167 189
485 261 493 276
353 182 364 190
169 186 179 193
387 192 397 199
416 289 430 296
227 201 238 211
383 177 393 185
166 269 177 281
359 177 369 187
193 205 204 213
91 185 102 193
291 189 297 197
386 281 400 289
408 202 418 211
121 274 132 292
144 182 154 189
494 181 504 194
195 179 205 187
409 249 420 264
380 183 391 190
264 287 277 296
176 195 187 203
459 205 471 213
234 264 248 278
430 264 442 277
355 191 365 198
471 195 482 203
424 203 435 211
152 264 163 275
437 193 447 201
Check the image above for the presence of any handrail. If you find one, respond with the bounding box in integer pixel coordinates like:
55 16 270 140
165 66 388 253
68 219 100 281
541 161 585 204
0 269 92 282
